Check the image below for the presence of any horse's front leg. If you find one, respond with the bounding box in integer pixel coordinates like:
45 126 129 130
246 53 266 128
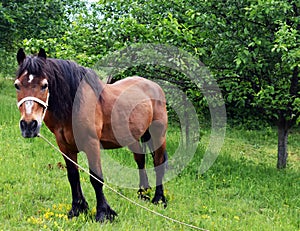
63 154 89 218
85 139 117 222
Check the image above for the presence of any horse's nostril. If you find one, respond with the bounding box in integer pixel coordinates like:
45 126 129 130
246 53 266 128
29 120 38 132
20 120 27 130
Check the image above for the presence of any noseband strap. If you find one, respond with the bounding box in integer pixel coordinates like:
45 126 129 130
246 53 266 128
17 95 49 109
17 93 50 121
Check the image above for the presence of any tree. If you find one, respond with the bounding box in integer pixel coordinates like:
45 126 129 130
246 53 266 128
0 0 83 76
192 0 300 168
1 0 80 49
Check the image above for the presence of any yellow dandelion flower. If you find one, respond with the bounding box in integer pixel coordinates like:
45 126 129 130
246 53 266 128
201 214 210 219
91 207 97 216
234 216 240 221
27 216 43 225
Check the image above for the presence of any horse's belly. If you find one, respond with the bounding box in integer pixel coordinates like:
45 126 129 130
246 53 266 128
100 140 122 149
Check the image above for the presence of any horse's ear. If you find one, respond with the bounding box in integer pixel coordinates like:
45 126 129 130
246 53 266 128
17 48 26 65
38 48 47 59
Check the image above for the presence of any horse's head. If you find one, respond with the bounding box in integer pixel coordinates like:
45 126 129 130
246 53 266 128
15 48 49 138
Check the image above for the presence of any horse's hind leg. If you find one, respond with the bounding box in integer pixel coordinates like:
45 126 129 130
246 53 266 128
129 142 151 200
151 141 167 207
149 122 168 208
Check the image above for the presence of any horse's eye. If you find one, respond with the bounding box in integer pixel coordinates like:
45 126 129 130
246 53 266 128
14 83 20 91
41 83 48 91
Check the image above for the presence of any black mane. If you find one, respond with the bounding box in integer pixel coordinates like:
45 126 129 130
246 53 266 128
16 55 102 121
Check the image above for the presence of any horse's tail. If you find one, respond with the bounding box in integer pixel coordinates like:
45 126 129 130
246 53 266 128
141 130 168 169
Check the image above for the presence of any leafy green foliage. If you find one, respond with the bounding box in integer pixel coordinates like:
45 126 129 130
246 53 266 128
0 0 85 76
0 0 78 48
1 0 299 167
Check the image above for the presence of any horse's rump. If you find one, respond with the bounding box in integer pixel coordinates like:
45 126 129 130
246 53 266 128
99 76 167 148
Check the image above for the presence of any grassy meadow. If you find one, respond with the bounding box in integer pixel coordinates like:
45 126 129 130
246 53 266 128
0 79 299 231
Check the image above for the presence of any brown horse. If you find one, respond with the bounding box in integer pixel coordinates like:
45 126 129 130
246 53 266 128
14 48 168 222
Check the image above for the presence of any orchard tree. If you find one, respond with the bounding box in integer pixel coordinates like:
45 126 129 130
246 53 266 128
0 0 82 49
0 0 84 76
193 0 300 168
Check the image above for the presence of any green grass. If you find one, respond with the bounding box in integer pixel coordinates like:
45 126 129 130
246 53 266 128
0 79 299 230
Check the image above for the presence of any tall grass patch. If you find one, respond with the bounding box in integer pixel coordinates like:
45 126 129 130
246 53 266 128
0 80 299 230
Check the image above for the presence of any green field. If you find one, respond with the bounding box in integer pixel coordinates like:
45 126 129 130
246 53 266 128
0 79 299 231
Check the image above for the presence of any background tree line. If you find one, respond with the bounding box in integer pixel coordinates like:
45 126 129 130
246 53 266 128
0 0 299 169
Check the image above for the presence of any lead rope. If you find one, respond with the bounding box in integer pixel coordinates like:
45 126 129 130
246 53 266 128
37 133 208 231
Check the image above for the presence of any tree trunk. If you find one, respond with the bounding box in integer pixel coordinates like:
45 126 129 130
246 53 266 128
277 122 289 169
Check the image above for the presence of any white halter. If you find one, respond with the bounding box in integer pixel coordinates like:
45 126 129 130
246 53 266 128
17 93 50 122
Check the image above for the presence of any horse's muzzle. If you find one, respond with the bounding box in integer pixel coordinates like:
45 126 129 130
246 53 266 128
20 119 41 138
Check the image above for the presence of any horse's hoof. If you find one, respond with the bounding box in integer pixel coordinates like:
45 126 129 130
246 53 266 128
137 188 151 201
68 199 89 219
95 207 117 223
152 194 167 208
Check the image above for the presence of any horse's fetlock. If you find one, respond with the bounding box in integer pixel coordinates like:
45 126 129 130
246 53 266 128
68 199 89 219
95 205 117 222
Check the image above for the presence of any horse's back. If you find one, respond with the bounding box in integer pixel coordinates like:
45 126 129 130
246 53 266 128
110 76 166 104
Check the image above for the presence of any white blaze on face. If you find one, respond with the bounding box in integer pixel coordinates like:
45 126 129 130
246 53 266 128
25 100 34 115
28 74 34 83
